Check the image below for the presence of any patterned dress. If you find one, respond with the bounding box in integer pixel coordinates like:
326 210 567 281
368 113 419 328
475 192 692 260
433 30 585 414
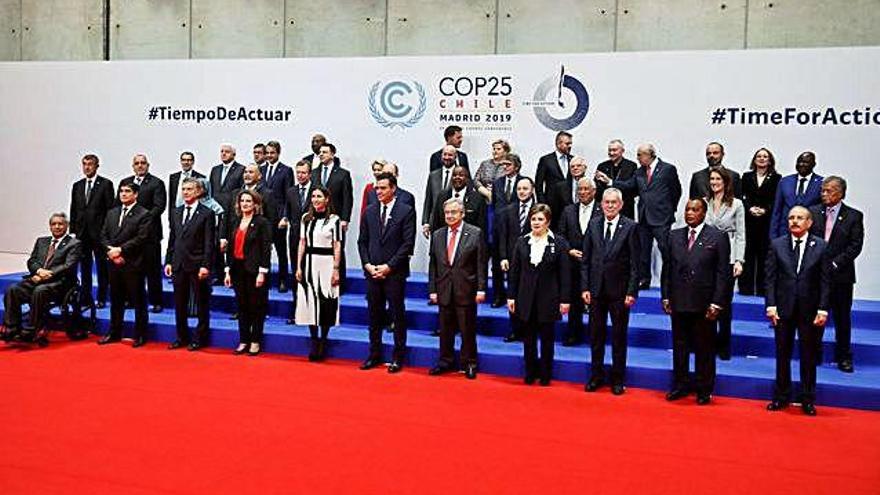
295 212 341 326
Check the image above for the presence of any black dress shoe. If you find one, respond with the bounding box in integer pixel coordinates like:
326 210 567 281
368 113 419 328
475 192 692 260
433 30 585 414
465 364 477 380
1 327 20 342
429 329 440 337
360 357 383 370
802 403 817 416
718 349 731 361
766 400 788 411
666 388 689 401
585 379 603 392
427 299 437 306
95 301 106 309
539 377 551 386
638 279 651 290
150 305 163 313
233 343 248 355
387 361 403 373
132 336 147 348
229 312 239 320
428 365 451 376
838 359 854 373
286 318 296 325
696 394 711 405
168 340 184 350
98 334 121 345
562 335 581 347
316 340 327 361
503 332 520 343
187 342 202 351
612 384 626 395
278 282 288 293
524 375 536 385
490 299 505 308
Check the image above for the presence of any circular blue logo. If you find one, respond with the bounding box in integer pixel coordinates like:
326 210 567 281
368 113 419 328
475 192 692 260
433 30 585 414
369 80 427 128
533 72 590 131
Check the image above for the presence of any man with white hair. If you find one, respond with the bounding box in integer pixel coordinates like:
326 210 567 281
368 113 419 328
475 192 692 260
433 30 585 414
595 139 637 219
547 155 588 231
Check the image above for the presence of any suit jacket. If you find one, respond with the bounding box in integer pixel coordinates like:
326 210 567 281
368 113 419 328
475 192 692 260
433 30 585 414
558 201 600 253
168 169 206 220
547 176 583 231
422 166 455 226
770 173 824 238
689 166 742 199
428 222 487 306
704 198 746 264
224 215 272 275
429 149 469 172
430 187 487 235
25 235 81 289
69 175 115 241
596 158 637 218
765 234 830 319
222 185 277 240
209 161 245 212
809 203 864 285
507 234 571 322
285 182 315 245
661 224 731 313
260 161 294 219
164 203 215 272
581 216 641 299
311 164 354 222
497 200 533 262
120 174 167 241
535 151 571 201
100 204 151 271
616 159 682 227
357 200 416 279
491 174 526 212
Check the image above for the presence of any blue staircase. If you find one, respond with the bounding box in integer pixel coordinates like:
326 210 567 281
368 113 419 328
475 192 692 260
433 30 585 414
2 270 879 410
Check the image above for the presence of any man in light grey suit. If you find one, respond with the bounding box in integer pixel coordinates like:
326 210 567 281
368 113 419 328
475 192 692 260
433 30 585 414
422 145 458 239
427 198 487 379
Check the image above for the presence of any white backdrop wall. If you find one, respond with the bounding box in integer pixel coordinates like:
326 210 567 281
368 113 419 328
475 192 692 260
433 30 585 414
0 46 876 295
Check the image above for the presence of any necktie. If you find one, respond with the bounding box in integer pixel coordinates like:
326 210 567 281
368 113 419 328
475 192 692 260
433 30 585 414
560 154 568 172
797 177 807 196
794 239 803 273
135 176 143 186
579 205 589 233
220 165 229 185
85 179 92 202
299 185 307 210
519 202 528 231
183 205 192 225
447 227 458 263
118 207 128 228
380 204 388 234
571 180 578 204
504 178 512 202
824 209 835 241
44 239 58 267
605 221 613 243
645 165 653 185
322 165 329 186
443 169 450 189
687 228 696 251
267 165 274 182
176 174 187 207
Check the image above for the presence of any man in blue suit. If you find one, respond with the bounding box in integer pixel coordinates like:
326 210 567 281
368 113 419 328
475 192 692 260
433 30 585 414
357 173 417 373
766 206 830 416
260 141 294 292
770 151 823 238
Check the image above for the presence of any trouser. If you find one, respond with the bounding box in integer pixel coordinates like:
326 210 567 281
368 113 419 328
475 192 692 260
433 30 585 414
143 240 164 306
589 295 631 385
740 216 770 295
716 265 735 355
273 224 289 287
78 235 108 303
108 267 148 339
4 280 65 330
172 269 211 344
818 282 854 362
366 276 407 362
288 235 300 315
671 311 716 396
438 303 478 367
521 312 555 381
637 223 669 284
566 270 585 340
231 262 268 344
490 242 505 301
773 309 821 404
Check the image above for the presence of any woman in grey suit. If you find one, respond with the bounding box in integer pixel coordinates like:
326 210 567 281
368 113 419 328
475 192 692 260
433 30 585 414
704 168 745 360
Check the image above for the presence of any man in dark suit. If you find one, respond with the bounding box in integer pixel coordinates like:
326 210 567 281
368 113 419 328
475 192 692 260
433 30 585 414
689 142 742 199
283 160 314 324
422 145 457 239
582 188 641 394
809 176 863 373
168 151 206 220
69 154 114 308
558 177 600 346
428 198 487 379
770 151 824 238
312 142 353 289
429 125 469 173
596 143 682 289
99 182 151 347
357 173 416 373
252 143 266 167
595 140 637 219
766 206 830 416
547 156 587 231
661 198 731 405
222 165 277 256
260 140 294 292
535 131 573 201
365 162 416 209
302 133 331 170
430 166 487 235
119 154 167 313
498 176 536 342
489 153 526 307
164 178 215 351
3 213 81 342
209 144 246 283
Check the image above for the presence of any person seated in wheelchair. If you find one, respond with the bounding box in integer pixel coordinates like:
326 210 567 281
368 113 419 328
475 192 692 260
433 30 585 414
3 212 81 342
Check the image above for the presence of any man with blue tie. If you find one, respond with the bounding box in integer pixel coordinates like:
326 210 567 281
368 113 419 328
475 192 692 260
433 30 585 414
312 143 353 290
770 151 824 238
766 206 830 416
283 161 314 324
358 173 416 373
260 141 294 293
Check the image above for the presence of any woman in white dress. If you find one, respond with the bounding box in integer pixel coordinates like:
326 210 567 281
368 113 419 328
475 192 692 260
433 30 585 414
295 186 342 362
704 168 745 361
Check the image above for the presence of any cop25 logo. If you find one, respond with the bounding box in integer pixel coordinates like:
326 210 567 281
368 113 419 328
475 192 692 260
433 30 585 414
532 66 590 131
369 80 427 128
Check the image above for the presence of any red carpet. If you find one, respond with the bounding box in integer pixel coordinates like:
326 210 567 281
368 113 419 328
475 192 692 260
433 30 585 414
1 336 879 495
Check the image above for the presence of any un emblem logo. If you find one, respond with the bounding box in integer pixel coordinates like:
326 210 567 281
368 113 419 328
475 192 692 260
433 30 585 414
369 80 427 128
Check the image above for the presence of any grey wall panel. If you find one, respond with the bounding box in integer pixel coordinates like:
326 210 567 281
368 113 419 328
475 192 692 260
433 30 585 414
0 0 21 61
747 0 880 48
21 0 104 60
497 0 615 54
110 0 190 59
616 0 747 51
191 0 283 58
387 0 495 55
285 0 385 57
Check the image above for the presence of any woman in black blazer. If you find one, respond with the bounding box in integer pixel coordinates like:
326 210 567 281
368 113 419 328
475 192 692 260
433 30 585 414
740 148 781 296
224 190 272 356
507 204 571 385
